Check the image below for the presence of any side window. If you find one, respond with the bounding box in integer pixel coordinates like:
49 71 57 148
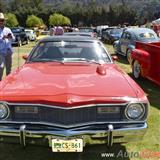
121 32 126 39
126 33 131 40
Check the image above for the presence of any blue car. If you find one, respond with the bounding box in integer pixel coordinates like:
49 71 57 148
105 28 123 44
113 28 160 63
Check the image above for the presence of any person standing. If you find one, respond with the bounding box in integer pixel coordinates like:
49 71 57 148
54 25 64 35
0 13 15 81
49 27 55 36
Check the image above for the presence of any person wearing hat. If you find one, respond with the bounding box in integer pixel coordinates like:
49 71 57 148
0 12 15 81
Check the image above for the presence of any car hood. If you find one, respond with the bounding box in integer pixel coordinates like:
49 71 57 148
0 63 140 104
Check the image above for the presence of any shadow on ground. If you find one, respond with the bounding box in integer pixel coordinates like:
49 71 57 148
0 143 130 160
111 53 129 65
129 73 160 110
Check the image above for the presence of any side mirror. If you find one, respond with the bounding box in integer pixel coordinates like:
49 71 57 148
22 54 28 60
112 55 118 61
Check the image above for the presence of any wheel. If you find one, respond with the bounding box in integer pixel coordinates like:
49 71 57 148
126 49 132 64
132 60 141 79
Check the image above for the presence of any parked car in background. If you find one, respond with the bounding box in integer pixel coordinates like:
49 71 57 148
25 29 36 41
11 27 29 46
105 28 123 44
36 30 50 41
96 25 109 38
79 27 97 37
113 28 160 63
64 32 94 37
101 27 116 42
131 41 160 85
0 36 149 152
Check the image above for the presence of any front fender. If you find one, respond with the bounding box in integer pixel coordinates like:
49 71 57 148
127 45 135 51
113 40 120 52
131 49 151 76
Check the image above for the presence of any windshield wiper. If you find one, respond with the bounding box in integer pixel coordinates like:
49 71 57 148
29 58 102 65
29 59 64 64
72 58 102 65
84 59 102 65
64 58 102 65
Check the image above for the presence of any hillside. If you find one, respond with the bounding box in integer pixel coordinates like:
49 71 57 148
2 0 151 6
1 0 160 26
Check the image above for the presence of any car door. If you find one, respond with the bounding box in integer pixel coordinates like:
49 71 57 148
119 32 127 55
121 32 132 55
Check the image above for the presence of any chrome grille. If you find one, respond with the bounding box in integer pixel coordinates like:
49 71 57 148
8 104 124 125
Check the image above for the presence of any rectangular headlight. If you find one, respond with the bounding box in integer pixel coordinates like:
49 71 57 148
97 107 120 114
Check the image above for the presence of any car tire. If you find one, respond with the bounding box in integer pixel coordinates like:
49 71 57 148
126 49 132 64
132 60 141 79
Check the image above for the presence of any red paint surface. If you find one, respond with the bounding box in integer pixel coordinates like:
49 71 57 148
132 41 160 86
0 62 147 106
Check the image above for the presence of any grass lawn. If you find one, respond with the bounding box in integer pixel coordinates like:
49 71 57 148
0 42 159 160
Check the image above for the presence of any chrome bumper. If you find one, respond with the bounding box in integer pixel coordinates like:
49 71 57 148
0 122 147 147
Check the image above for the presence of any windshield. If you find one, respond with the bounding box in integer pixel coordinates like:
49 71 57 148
28 41 111 63
110 29 122 34
11 28 21 33
79 28 94 32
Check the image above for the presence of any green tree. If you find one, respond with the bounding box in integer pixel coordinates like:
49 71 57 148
49 13 71 26
107 5 117 26
117 5 137 25
0 0 6 12
9 0 45 26
26 15 43 28
62 16 71 26
5 13 19 27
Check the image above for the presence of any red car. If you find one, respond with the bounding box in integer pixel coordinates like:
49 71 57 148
0 36 149 152
131 41 160 86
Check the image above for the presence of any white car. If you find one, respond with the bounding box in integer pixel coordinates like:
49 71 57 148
25 29 36 41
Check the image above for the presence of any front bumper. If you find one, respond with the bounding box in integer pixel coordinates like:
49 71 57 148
0 122 147 148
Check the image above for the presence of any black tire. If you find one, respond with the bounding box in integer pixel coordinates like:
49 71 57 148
132 60 141 79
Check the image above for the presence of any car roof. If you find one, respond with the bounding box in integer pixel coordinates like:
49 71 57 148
64 32 92 37
11 27 24 29
64 32 92 35
102 27 116 31
125 28 156 35
25 29 33 31
79 27 93 29
39 35 97 42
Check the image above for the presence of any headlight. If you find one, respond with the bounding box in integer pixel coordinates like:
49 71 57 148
0 103 9 120
125 103 145 120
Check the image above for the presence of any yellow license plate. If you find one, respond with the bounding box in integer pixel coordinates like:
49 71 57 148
52 138 83 152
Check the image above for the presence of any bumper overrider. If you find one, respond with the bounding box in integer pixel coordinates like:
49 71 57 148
0 122 147 148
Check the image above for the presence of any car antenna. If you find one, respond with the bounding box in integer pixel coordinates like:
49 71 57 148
17 37 20 69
